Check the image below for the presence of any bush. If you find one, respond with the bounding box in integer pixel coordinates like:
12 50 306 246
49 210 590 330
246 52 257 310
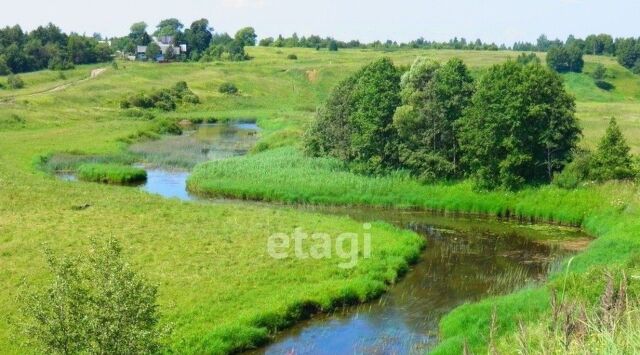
153 118 183 135
516 52 540 65
591 64 607 80
594 80 614 91
287 54 298 60
19 239 166 354
120 82 199 111
77 163 147 184
7 74 24 89
219 82 239 94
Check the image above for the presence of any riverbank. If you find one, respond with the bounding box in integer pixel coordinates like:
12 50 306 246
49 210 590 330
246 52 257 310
187 146 640 353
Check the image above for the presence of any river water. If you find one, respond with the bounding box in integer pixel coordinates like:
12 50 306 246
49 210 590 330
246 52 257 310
56 122 591 354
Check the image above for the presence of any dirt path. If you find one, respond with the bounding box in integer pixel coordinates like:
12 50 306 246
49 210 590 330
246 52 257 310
1 67 107 103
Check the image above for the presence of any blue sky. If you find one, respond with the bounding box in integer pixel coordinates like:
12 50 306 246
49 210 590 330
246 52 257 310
2 0 639 44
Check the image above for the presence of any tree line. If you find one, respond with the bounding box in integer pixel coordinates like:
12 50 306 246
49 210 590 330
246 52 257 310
305 57 636 190
515 34 640 73
0 23 111 75
259 33 506 51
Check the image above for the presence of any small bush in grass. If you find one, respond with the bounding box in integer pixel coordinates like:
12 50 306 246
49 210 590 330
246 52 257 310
553 149 592 189
7 74 24 89
153 118 183 135
120 82 199 111
287 54 298 60
218 82 238 95
594 80 614 91
77 163 147 184
18 238 167 354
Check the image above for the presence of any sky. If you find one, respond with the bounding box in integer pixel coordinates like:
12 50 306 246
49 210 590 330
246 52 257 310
1 0 639 45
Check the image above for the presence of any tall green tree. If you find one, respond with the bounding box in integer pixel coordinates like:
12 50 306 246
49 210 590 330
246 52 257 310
459 61 580 189
184 18 213 55
305 58 401 173
18 238 166 354
348 58 401 172
128 21 151 45
154 18 184 38
590 117 635 181
234 27 257 47
392 57 474 181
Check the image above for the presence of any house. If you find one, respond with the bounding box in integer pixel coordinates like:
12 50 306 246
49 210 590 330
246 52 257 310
134 36 187 61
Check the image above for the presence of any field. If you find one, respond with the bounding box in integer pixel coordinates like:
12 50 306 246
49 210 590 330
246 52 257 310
2 47 640 353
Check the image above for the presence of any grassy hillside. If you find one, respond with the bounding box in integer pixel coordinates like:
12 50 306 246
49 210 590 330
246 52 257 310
2 47 640 353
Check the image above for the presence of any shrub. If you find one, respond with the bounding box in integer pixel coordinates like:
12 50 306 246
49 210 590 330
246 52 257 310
153 118 183 135
77 163 147 184
287 54 298 60
516 52 540 65
7 74 24 89
594 80 614 91
219 82 239 94
591 64 607 80
18 239 167 354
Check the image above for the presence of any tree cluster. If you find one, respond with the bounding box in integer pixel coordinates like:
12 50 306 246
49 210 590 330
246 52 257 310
0 23 112 75
546 46 584 73
111 20 255 62
306 58 582 190
515 34 640 73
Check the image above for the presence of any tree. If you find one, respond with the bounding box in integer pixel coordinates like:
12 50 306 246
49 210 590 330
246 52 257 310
305 58 401 173
0 55 10 75
590 117 635 181
392 57 474 181
146 42 161 61
184 18 213 55
129 22 151 45
459 61 580 189
305 75 357 160
259 37 274 47
154 18 184 38
328 40 338 51
546 46 584 73
234 27 257 47
18 238 166 354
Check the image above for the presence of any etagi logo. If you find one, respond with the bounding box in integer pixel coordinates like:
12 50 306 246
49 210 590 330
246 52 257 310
267 223 372 269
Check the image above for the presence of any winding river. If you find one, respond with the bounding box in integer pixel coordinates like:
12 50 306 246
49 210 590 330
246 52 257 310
57 123 590 354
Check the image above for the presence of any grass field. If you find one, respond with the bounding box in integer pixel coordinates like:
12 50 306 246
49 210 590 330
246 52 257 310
2 47 640 353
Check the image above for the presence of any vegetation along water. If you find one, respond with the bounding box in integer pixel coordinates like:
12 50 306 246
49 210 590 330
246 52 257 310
2 16 640 355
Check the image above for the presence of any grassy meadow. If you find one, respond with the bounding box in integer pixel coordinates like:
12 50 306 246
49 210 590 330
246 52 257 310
2 46 640 353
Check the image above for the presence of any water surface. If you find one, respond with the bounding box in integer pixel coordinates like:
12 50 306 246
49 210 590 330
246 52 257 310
248 208 588 355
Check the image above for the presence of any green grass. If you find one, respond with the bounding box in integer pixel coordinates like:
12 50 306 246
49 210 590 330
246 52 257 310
2 47 640 354
76 163 147 184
